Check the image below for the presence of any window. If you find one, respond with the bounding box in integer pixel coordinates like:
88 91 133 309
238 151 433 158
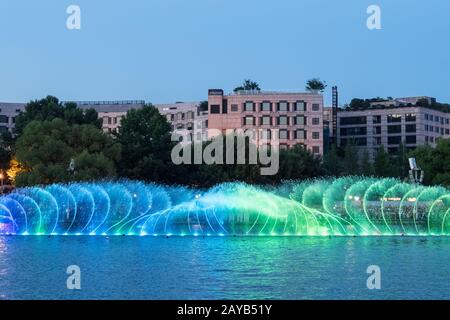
446 129 450 135
296 129 306 139
387 114 402 123
312 146 320 154
406 124 416 133
0 126 8 133
166 114 172 122
425 114 429 121
388 125 401 134
340 116 366 125
0 115 8 123
295 101 306 111
430 125 434 132
260 102 271 112
260 116 271 125
388 136 402 145
435 127 440 133
278 116 288 125
312 118 320 125
312 132 320 139
279 130 289 140
244 101 255 112
341 138 367 146
373 137 382 145
446 118 449 125
373 126 381 135
260 129 271 140
244 116 254 125
405 135 417 144
312 103 320 111
340 127 367 136
231 104 238 112
373 115 381 124
430 115 434 121
424 124 429 132
435 116 440 123
277 101 289 112
295 115 306 125
405 113 416 122
210 105 220 114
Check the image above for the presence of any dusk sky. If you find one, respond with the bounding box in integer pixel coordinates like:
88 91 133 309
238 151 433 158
1 0 449 106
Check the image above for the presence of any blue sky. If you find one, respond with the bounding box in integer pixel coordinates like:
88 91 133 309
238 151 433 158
1 0 449 106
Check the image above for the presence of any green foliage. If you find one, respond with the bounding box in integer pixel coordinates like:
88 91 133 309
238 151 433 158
373 146 398 177
14 96 101 135
409 138 450 186
359 149 374 176
233 79 261 93
117 104 175 183
323 144 342 175
15 119 120 186
0 132 14 170
305 78 327 93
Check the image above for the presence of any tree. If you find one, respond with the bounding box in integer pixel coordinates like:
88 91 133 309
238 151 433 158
0 131 14 171
6 157 27 185
14 119 120 186
14 96 101 135
117 104 175 183
234 79 261 93
323 144 342 176
342 141 359 175
409 138 450 186
373 146 395 177
359 149 374 176
275 146 323 182
306 78 327 93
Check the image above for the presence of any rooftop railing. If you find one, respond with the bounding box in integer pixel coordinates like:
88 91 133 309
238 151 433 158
65 100 146 106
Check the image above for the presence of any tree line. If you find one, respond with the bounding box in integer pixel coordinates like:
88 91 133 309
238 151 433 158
1 95 449 188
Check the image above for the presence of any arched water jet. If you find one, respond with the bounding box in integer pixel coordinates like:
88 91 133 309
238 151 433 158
1 178 449 236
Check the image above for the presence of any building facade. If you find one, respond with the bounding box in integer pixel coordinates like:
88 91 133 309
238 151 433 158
76 100 145 133
154 102 208 142
0 102 26 133
207 89 324 155
338 104 450 159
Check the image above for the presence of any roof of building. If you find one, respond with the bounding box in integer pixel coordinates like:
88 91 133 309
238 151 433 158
73 100 145 113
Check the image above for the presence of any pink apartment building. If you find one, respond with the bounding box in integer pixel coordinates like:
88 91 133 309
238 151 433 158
207 89 324 155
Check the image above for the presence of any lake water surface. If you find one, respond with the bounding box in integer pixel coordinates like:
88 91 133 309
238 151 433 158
0 236 449 300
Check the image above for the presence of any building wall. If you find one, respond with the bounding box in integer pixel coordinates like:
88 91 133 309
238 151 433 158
337 106 450 159
208 89 324 155
0 103 26 133
155 102 208 142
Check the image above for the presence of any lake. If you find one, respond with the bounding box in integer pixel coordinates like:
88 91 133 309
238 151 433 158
0 236 449 300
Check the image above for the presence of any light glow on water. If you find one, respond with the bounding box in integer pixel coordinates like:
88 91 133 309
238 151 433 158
1 178 450 236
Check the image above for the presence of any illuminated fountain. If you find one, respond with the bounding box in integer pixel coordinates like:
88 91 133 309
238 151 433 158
0 177 450 236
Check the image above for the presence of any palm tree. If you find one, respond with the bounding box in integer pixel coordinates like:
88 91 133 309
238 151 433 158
234 79 261 93
306 78 327 93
